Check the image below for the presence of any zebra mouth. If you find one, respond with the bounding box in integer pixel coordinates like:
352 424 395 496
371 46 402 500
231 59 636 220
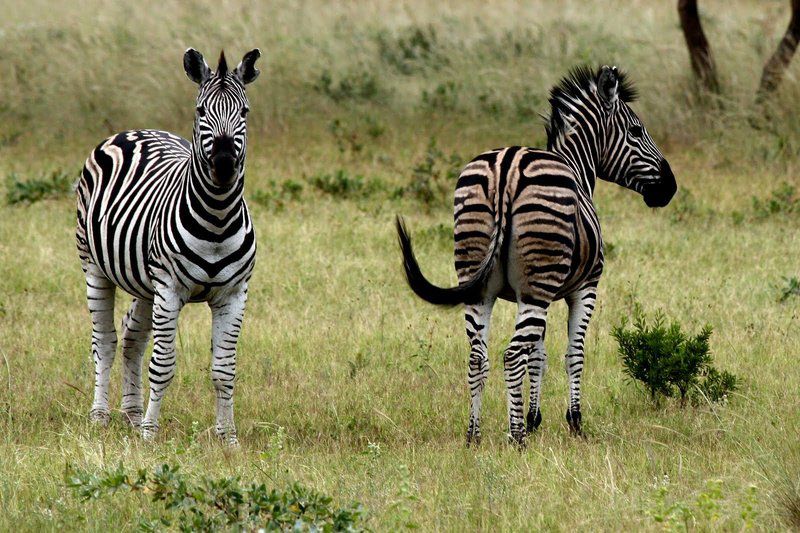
211 154 237 186
643 159 677 208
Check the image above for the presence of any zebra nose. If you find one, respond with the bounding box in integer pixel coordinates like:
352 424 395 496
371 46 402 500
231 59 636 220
210 135 238 185
643 159 677 208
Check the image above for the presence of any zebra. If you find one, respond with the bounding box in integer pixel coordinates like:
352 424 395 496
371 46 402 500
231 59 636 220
396 65 677 445
75 48 261 445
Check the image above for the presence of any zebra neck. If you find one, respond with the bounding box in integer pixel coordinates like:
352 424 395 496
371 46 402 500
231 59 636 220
550 137 598 199
185 153 245 224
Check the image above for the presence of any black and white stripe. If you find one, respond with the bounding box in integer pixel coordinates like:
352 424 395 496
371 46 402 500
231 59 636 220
76 48 261 445
397 65 677 444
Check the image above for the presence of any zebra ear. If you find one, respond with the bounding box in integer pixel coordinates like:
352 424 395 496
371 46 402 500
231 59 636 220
597 65 619 106
184 48 211 85
234 49 261 85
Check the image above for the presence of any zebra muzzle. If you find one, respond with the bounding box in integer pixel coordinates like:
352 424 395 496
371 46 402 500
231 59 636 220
210 136 238 186
643 159 677 208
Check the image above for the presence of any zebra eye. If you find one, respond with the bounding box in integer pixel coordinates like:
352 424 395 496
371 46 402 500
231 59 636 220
241 107 250 118
196 105 206 117
628 125 643 138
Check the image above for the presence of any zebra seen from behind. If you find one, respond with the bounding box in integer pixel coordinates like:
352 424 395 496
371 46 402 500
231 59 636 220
76 48 261 445
396 66 677 445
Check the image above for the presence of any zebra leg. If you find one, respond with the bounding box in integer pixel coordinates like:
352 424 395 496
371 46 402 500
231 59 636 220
84 263 117 426
141 288 185 441
120 298 152 428
465 298 495 447
504 301 548 446
564 285 597 437
209 288 248 447
525 330 547 433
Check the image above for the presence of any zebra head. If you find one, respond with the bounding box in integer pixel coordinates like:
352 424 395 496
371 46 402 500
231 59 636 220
183 48 261 187
593 66 677 207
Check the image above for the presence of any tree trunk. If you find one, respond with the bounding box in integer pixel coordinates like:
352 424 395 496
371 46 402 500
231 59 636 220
678 0 719 92
757 0 800 100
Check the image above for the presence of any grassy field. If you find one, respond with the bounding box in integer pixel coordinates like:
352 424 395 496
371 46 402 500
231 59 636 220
1 0 800 531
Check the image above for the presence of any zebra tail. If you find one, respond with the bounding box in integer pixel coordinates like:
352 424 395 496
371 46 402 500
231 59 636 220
395 215 499 307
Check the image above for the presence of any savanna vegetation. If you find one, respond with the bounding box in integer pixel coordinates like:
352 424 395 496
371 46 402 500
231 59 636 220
1 0 799 530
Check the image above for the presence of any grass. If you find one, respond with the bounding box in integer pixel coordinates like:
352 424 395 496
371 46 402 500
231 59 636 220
1 0 799 530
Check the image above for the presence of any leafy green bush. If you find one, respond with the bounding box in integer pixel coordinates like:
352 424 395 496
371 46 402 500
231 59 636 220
777 276 800 302
308 169 382 199
250 179 304 212
612 306 738 405
313 70 380 103
752 182 798 219
6 170 73 205
65 463 365 532
394 137 461 206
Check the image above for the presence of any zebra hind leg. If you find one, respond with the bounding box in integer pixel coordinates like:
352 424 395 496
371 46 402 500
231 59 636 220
504 301 548 447
526 332 547 434
120 298 153 428
83 263 117 426
564 285 597 437
464 298 495 447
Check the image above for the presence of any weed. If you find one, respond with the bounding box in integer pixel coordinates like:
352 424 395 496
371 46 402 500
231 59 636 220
328 119 364 155
65 463 365 531
308 169 381 199
777 276 800 302
612 305 737 405
421 82 459 112
752 182 798 219
6 170 73 205
250 179 304 211
314 70 380 103
395 137 462 206
376 24 446 75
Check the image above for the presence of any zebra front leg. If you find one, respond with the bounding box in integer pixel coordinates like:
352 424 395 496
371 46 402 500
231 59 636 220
564 285 597 437
504 301 548 446
141 288 185 441
526 331 547 434
84 263 117 426
209 288 248 447
465 299 495 447
120 298 153 428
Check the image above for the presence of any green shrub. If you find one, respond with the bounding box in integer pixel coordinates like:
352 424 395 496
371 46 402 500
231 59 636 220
6 170 73 205
376 24 446 75
65 463 365 532
752 182 798 219
308 169 381 199
313 70 380 103
612 306 737 405
394 137 461 206
778 276 800 302
421 81 459 112
250 179 304 211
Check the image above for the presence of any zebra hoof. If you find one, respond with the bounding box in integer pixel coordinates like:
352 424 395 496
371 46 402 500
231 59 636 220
465 431 481 448
216 427 239 448
526 408 542 433
508 430 527 448
140 423 159 442
566 409 584 437
88 408 111 427
122 409 143 428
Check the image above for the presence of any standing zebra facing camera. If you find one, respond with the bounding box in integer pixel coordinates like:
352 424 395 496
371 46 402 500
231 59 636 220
76 48 261 445
396 66 677 445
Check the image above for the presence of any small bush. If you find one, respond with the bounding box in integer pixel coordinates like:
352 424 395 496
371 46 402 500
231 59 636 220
777 276 800 302
394 137 461 206
65 463 365 532
6 170 73 205
313 70 380 103
612 306 737 405
376 24 446 75
752 182 798 219
308 169 381 199
421 81 459 112
250 179 304 211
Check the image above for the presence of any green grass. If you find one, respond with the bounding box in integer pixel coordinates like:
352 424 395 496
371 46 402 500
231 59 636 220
1 0 800 530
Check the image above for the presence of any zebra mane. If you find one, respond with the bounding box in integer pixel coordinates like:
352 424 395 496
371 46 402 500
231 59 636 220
545 65 637 147
216 50 229 87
